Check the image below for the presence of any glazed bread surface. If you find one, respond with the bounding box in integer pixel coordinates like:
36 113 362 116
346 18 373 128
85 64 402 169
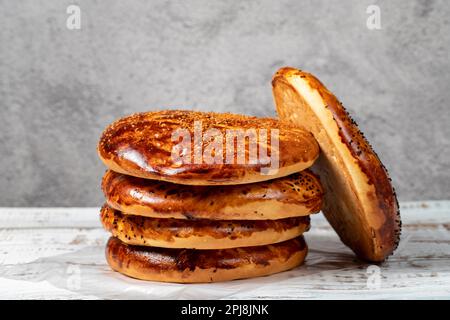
101 205 310 249
106 236 307 283
272 67 401 262
98 110 319 185
102 169 323 220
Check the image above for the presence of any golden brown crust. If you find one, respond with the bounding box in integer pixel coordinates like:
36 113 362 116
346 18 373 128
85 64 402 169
105 236 307 283
98 110 319 185
272 67 401 262
102 169 323 220
100 205 310 249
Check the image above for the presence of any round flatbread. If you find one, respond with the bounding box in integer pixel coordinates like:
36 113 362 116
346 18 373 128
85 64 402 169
102 169 323 220
98 110 319 185
272 67 401 262
105 236 307 283
100 205 310 249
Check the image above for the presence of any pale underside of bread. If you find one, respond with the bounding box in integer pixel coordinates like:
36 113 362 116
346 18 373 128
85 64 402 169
97 110 319 185
100 205 310 249
272 67 401 262
102 169 323 220
106 236 307 283
110 230 306 250
100 155 316 185
108 201 315 220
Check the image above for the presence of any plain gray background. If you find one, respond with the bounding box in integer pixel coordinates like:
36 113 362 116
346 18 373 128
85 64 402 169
0 0 449 206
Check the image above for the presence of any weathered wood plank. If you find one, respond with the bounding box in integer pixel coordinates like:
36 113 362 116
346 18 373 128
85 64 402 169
0 201 449 299
0 207 99 229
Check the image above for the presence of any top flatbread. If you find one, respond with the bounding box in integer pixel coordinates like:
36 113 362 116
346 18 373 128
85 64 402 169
98 110 319 185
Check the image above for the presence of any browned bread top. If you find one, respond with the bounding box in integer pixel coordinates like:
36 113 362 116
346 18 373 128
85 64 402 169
100 204 310 249
272 67 401 262
106 236 307 282
98 110 319 185
107 235 306 271
102 169 323 220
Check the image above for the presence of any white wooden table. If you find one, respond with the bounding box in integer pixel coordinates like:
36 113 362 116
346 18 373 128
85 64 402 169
0 201 449 299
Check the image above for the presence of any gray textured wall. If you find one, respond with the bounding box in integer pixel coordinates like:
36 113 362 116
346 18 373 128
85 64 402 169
1 0 449 206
